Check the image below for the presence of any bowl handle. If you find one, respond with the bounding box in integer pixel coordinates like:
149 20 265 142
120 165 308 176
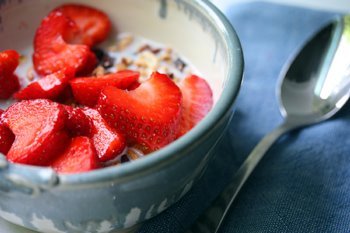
0 153 59 196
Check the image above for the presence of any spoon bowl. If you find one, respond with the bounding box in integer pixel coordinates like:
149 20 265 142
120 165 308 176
189 15 350 233
279 16 350 126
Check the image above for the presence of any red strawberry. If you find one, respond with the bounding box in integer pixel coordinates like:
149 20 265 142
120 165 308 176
33 11 97 76
14 69 74 100
54 4 111 47
0 50 19 76
83 108 126 162
98 72 182 151
0 109 15 154
0 50 20 99
80 51 99 76
63 105 93 136
56 86 75 104
51 136 100 174
70 70 140 107
177 75 213 137
2 99 69 166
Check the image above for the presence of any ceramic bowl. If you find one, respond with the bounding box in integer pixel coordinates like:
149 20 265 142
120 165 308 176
0 0 243 232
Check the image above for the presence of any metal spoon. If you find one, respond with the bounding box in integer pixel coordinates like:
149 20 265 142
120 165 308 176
187 15 350 233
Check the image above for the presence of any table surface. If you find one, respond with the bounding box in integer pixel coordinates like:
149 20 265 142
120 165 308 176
1 1 350 233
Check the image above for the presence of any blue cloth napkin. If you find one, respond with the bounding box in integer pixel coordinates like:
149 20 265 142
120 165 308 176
139 2 350 233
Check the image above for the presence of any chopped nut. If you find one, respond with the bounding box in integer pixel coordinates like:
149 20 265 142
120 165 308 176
107 44 118 52
20 55 27 64
152 48 162 54
121 57 133 66
27 67 35 81
138 68 151 79
165 47 173 54
138 44 151 53
127 149 139 161
116 34 134 51
127 147 145 161
158 66 169 74
116 62 128 71
92 65 106 77
161 52 172 62
173 77 181 83
134 51 159 71
138 44 161 54
134 59 147 68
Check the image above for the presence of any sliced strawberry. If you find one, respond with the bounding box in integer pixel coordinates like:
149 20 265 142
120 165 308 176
70 70 140 107
83 108 126 162
56 86 75 105
54 4 112 47
0 50 19 76
51 136 100 174
0 74 20 100
33 11 97 76
98 72 182 151
0 50 20 99
177 75 213 137
14 69 74 100
2 99 69 166
63 105 93 136
127 81 141 91
0 124 14 155
0 109 15 155
79 51 98 76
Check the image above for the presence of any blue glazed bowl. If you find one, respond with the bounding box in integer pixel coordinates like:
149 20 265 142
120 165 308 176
0 0 243 232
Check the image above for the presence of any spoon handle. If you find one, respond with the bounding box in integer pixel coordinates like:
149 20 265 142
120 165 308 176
187 122 293 233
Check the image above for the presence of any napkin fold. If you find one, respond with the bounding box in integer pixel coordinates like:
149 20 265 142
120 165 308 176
139 2 350 233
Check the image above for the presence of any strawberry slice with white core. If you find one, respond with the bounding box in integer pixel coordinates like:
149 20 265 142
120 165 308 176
0 50 20 99
51 136 100 174
177 74 213 137
70 70 140 107
98 72 182 151
63 105 93 137
0 109 15 155
2 99 69 166
14 69 74 100
83 108 126 162
33 11 97 76
54 4 112 47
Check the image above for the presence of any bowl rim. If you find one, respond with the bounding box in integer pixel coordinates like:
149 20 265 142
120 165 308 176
1 0 244 188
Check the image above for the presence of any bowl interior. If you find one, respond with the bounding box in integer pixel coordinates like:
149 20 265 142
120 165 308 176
0 0 243 179
0 0 231 104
